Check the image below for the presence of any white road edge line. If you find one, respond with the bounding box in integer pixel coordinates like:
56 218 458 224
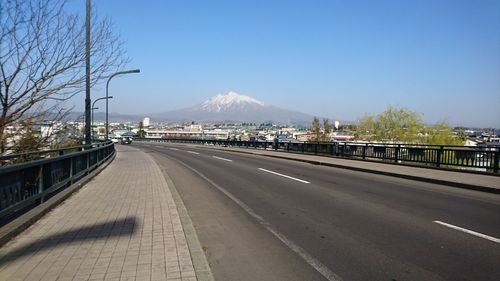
433 221 500 243
212 156 233 162
169 148 179 151
187 151 200 155
258 168 310 184
172 158 342 281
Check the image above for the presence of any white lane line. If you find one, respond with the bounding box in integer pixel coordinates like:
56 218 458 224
171 159 341 281
154 146 163 148
433 221 500 243
258 168 310 184
187 151 200 155
212 156 233 162
169 148 179 151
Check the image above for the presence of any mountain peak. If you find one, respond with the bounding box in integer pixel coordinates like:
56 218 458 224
154 91 314 124
200 91 265 112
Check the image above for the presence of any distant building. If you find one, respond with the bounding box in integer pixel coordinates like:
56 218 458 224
189 124 202 132
144 128 228 140
334 120 340 130
143 117 150 127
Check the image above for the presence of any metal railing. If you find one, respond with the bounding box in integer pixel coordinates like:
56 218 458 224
0 142 115 223
136 138 500 174
0 141 111 166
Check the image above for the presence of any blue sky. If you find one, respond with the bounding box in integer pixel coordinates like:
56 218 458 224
68 0 499 127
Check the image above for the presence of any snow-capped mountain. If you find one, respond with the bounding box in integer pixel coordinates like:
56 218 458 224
200 91 265 112
151 91 315 124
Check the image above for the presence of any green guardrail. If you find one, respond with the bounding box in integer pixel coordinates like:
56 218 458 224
0 142 115 223
135 138 500 174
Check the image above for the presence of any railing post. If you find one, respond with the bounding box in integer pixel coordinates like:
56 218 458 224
86 150 90 174
315 142 318 154
436 146 443 167
343 142 347 157
394 144 401 163
69 157 74 184
38 165 44 203
362 144 367 159
493 149 499 173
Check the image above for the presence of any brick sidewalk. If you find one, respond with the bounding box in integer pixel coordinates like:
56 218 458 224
0 145 205 281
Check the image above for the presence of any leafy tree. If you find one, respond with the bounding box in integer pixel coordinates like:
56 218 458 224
322 118 331 141
311 117 321 141
356 115 377 140
356 107 464 145
13 127 43 154
377 106 424 143
357 106 424 143
10 122 44 162
424 122 465 145
138 121 145 138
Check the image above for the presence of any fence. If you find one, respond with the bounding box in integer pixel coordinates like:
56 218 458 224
136 138 500 174
0 142 115 223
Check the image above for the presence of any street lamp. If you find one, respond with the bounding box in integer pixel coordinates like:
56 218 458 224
105 69 140 140
92 96 113 140
75 114 85 141
91 107 98 140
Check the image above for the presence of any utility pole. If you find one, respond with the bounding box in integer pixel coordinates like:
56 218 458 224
85 0 91 145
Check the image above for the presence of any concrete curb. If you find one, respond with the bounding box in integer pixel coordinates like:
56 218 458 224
0 152 116 247
153 154 215 281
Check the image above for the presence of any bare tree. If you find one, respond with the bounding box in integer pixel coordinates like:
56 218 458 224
0 0 127 153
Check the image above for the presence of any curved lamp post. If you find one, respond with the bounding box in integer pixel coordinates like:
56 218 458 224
105 69 140 140
92 96 113 140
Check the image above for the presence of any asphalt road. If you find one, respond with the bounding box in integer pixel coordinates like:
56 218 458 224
134 142 500 281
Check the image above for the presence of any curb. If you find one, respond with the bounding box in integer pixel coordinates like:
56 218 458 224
0 152 116 247
149 153 215 281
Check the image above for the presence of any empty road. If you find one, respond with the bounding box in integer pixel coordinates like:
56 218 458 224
134 142 500 281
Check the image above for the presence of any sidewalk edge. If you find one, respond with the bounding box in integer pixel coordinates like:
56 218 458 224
152 154 215 281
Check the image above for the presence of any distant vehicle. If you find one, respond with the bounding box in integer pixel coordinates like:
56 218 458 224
121 137 132 144
111 138 119 143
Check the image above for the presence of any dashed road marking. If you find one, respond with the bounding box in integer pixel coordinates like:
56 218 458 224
433 221 500 243
212 156 233 162
258 168 310 184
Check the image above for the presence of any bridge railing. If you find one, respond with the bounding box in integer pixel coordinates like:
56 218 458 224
0 142 115 223
0 141 111 166
136 138 499 174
